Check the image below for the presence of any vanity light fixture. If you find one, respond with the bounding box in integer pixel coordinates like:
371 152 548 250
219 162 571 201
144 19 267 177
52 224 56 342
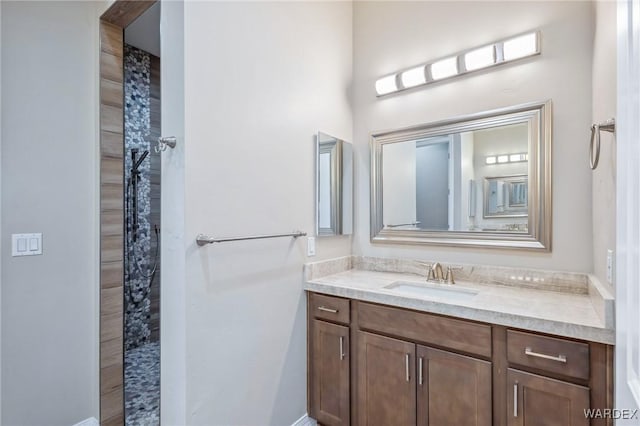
503 33 538 61
375 74 398 96
464 45 495 71
374 30 540 97
401 65 427 88
485 153 528 165
430 57 458 80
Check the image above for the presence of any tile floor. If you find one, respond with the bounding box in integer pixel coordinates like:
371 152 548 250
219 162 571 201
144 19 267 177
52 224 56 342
125 341 160 426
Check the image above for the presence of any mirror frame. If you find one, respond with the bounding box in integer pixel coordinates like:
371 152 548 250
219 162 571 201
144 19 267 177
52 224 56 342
370 100 552 251
316 132 353 236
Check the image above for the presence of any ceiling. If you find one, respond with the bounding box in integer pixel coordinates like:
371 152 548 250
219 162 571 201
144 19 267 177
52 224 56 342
124 2 160 57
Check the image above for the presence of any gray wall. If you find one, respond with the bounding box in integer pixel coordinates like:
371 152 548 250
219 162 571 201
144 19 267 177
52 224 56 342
1 2 103 424
182 2 353 424
353 1 595 272
591 1 616 290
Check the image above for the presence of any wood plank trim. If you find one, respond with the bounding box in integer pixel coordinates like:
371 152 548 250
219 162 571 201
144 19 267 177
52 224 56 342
101 1 156 28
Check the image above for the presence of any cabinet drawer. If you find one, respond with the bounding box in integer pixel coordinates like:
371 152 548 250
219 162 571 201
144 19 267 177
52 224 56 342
507 330 589 380
310 293 350 325
358 302 492 358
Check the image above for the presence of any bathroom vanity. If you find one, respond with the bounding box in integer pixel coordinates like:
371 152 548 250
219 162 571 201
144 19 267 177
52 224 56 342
305 258 614 426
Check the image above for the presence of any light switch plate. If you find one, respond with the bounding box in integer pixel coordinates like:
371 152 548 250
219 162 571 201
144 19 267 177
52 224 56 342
12 233 43 257
307 236 316 257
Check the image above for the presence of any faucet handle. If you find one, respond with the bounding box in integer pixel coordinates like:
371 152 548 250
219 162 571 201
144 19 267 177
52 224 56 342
427 267 436 281
445 267 456 285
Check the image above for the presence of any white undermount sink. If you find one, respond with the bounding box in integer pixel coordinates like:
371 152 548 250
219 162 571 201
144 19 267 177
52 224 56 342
383 281 478 301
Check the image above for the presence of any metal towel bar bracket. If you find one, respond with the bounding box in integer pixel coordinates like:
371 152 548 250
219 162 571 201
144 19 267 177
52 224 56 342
196 230 307 246
590 118 615 170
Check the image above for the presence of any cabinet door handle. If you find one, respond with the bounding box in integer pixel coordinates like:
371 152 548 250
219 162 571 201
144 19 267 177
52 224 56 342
418 357 424 386
405 354 410 382
339 336 345 360
317 306 338 313
513 382 518 417
525 347 567 363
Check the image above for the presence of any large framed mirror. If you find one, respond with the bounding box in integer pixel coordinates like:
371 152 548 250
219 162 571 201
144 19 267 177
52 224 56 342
317 132 353 236
370 100 551 250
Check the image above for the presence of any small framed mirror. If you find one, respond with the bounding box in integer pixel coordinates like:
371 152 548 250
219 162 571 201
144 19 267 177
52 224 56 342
316 132 353 236
483 175 529 219
370 100 551 250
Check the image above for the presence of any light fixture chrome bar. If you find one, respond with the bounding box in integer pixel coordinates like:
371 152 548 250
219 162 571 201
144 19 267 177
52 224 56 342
375 30 541 97
196 231 307 246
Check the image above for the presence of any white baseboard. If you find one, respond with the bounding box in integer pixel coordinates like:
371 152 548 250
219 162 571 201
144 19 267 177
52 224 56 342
292 413 317 426
72 417 99 426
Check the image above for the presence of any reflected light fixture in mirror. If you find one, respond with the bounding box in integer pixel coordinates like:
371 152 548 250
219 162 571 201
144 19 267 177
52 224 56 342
485 153 528 165
375 30 540 96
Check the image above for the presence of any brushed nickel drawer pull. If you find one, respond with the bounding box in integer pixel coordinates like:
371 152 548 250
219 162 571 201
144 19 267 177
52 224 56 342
418 357 424 386
405 354 410 382
525 347 567 363
317 306 338 313
339 336 345 360
513 382 518 417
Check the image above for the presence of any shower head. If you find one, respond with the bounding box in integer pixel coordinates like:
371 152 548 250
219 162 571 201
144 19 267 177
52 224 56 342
132 149 149 173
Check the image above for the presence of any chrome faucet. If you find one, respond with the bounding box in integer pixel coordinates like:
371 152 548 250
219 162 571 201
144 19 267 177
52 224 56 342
424 262 456 285
426 262 445 283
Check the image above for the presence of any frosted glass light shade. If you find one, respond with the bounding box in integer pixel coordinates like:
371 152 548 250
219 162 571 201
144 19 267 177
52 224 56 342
375 74 398 95
503 33 538 61
401 66 427 88
430 57 458 80
464 45 495 71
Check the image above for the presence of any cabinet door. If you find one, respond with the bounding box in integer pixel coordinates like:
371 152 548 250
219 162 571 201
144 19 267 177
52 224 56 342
508 369 590 426
357 331 416 426
312 320 350 426
416 346 491 426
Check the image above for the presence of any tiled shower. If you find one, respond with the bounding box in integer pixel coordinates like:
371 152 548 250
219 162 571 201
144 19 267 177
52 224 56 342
123 44 161 426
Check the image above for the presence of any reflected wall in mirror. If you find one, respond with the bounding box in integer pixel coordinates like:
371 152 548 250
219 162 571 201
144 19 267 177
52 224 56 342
371 101 551 250
317 132 353 236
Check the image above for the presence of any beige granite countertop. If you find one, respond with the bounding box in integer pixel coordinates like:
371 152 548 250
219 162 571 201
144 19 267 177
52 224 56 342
304 257 615 345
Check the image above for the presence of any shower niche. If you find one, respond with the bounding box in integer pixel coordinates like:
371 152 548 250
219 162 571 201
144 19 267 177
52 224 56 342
123 4 161 425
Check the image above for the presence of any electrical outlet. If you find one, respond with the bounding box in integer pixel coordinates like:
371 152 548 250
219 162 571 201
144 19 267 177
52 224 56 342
606 249 614 284
307 236 316 257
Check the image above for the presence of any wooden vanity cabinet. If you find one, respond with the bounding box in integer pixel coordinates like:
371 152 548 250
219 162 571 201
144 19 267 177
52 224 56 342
417 346 492 426
307 292 613 426
309 293 351 426
507 369 590 426
311 320 350 426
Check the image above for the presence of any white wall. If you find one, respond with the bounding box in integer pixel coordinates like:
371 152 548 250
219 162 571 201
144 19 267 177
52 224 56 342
591 1 616 289
0 3 3 422
1 2 103 424
353 1 594 272
182 2 352 424
160 0 187 424
383 142 417 226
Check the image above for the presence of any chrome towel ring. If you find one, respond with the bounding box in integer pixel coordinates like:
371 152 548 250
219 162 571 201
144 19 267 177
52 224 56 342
590 119 615 170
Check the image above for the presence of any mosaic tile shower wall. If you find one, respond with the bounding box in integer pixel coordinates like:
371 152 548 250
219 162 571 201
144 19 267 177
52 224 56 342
124 44 156 350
